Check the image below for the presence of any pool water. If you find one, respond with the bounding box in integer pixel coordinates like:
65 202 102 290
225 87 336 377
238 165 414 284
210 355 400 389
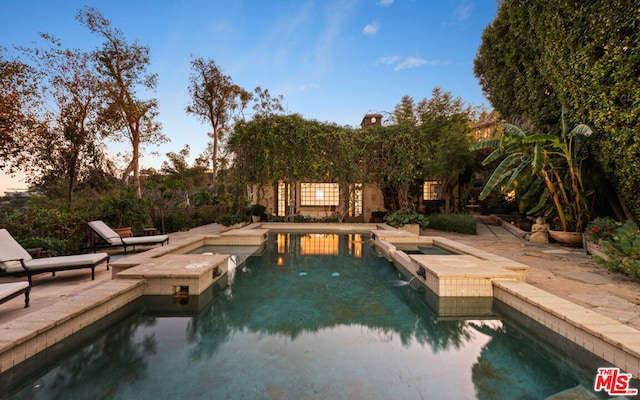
4 233 600 399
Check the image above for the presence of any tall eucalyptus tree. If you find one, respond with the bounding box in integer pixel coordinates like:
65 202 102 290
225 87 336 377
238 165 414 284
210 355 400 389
77 6 167 197
186 57 251 186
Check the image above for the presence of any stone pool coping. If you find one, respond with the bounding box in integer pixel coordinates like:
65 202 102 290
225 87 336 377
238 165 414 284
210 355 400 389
1 222 638 379
375 229 640 378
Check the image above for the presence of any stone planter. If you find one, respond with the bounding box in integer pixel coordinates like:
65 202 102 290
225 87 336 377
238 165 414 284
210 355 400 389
399 224 420 235
584 239 609 260
548 230 583 246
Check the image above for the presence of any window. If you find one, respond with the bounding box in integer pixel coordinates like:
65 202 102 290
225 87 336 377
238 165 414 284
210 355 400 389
277 182 289 217
349 183 363 216
300 183 339 206
423 180 440 200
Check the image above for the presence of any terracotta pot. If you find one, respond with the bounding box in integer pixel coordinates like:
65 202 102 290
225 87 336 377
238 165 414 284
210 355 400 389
548 230 583 246
113 227 133 238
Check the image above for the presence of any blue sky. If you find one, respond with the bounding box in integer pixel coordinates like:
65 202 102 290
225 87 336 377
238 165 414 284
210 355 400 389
0 0 497 194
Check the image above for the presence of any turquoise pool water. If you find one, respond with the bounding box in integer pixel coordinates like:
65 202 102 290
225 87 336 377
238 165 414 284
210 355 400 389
4 233 601 399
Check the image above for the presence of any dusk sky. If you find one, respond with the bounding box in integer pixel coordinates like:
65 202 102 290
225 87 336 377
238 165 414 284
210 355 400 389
0 0 498 195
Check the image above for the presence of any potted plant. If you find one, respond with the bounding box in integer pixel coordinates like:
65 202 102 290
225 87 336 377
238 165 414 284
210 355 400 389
471 109 593 242
250 204 267 222
384 208 429 235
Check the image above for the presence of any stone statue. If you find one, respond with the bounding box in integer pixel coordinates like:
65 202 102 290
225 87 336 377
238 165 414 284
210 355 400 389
529 217 549 243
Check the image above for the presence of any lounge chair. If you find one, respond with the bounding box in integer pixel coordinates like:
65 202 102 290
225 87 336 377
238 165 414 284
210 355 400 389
88 220 169 255
0 229 110 285
0 281 31 308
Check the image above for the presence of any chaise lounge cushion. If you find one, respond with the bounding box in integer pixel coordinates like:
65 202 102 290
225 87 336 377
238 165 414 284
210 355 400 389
0 281 30 307
1 254 111 274
0 229 109 283
88 220 169 253
0 281 29 300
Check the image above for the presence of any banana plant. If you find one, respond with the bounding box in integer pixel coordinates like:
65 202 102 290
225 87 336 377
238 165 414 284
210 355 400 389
470 110 593 232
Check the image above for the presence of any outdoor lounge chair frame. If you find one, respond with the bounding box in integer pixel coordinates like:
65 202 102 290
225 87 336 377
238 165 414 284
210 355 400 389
0 281 31 308
88 220 169 255
0 229 110 285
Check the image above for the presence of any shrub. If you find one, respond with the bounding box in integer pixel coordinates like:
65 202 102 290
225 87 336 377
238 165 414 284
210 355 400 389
428 213 477 234
250 204 267 216
583 217 620 244
597 221 640 279
384 208 429 230
215 213 249 227
0 202 92 253
20 237 68 257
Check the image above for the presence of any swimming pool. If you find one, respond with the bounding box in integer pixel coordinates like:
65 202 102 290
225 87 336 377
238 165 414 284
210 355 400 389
3 233 601 399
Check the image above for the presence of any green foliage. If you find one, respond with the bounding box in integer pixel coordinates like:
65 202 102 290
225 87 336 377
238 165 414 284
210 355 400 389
597 221 640 279
474 2 560 125
372 88 474 211
250 204 266 216
475 0 640 222
215 213 249 227
19 237 68 257
428 213 477 235
583 217 620 244
97 188 152 234
384 208 429 230
0 200 91 253
471 112 593 232
481 192 518 215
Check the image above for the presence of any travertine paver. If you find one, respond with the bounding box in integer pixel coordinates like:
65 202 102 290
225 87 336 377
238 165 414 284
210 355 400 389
424 216 640 332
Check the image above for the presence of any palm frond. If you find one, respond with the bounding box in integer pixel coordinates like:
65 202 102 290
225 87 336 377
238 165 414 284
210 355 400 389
469 139 500 151
505 158 530 189
568 124 593 138
479 153 519 200
531 144 545 174
502 123 529 139
522 134 557 145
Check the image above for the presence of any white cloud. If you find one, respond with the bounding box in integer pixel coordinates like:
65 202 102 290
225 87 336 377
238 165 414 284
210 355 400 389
299 83 320 91
454 3 473 21
379 55 401 65
378 0 393 6
313 0 359 72
379 55 438 71
394 57 428 71
363 21 379 36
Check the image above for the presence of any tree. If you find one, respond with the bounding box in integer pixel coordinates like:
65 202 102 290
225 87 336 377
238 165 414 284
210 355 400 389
0 47 40 171
471 111 593 232
229 114 336 216
373 89 473 212
143 145 209 233
474 0 640 221
186 57 251 186
473 1 560 127
392 95 418 127
77 6 167 197
252 86 284 117
25 35 110 206
417 88 474 212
